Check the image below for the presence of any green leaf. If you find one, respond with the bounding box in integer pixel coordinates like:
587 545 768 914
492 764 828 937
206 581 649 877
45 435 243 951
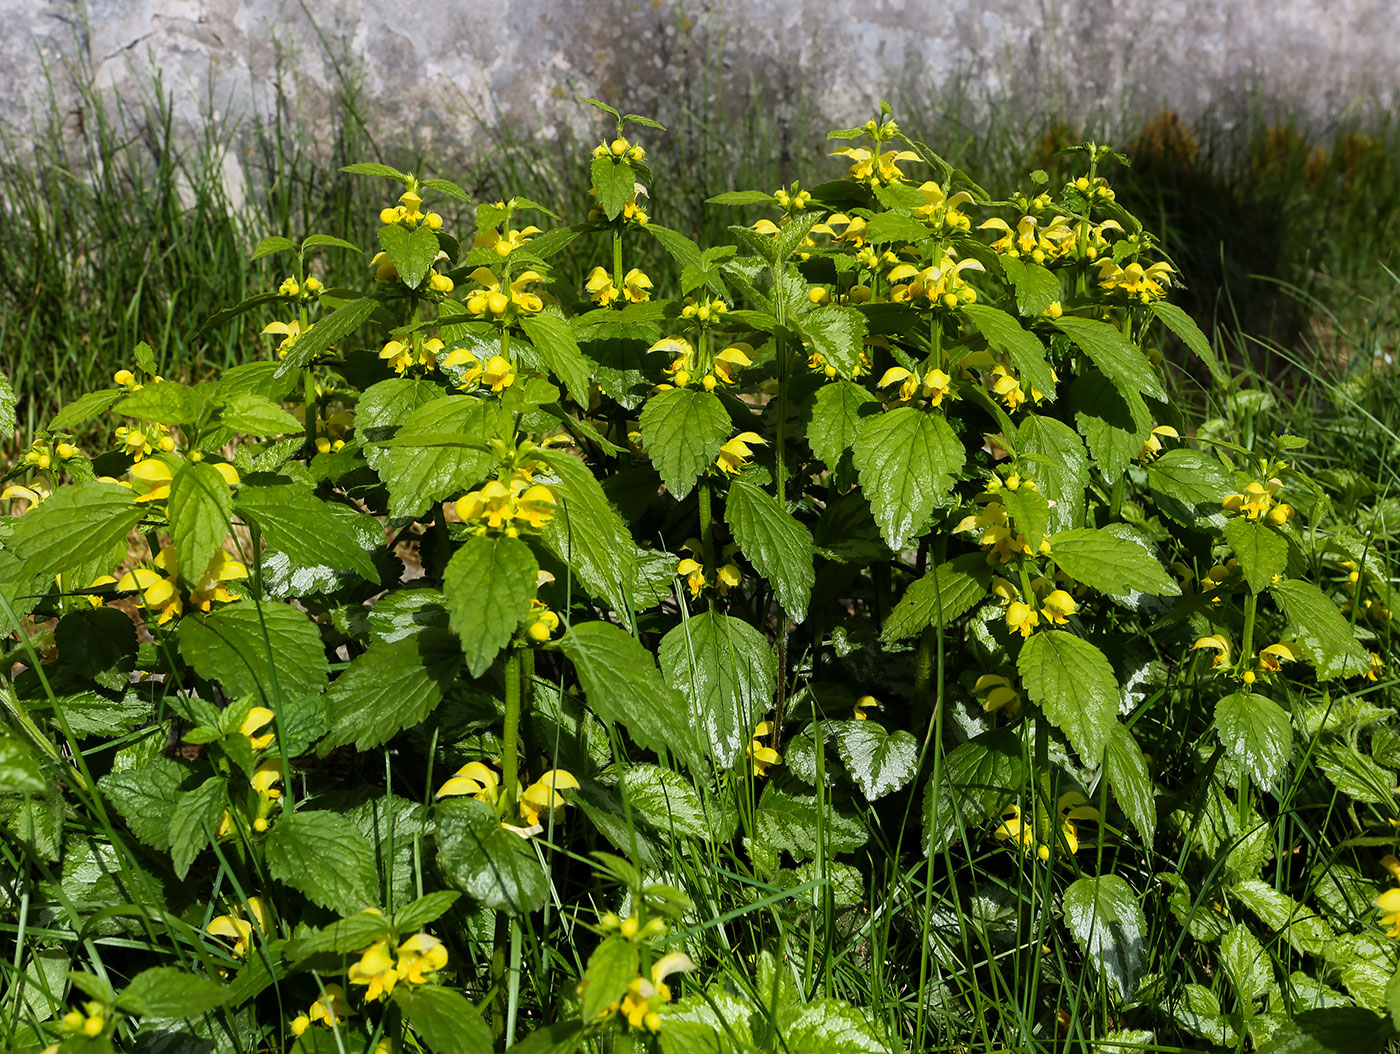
509 1021 584 1054
177 601 329 702
218 393 303 435
98 759 193 851
865 211 929 246
49 388 124 431
798 305 868 377
266 810 380 914
519 313 592 404
378 224 439 290
1018 415 1088 532
392 890 461 932
756 782 867 856
706 190 776 206
341 162 409 180
55 606 136 684
998 256 1062 318
882 553 991 642
1104 723 1155 843
834 720 918 800
276 297 380 376
1314 741 1395 804
0 372 15 437
284 914 393 960
1062 874 1146 1000
1150 300 1226 383
319 629 463 751
301 233 365 253
393 985 494 1054
923 728 1027 853
1231 877 1334 957
1054 316 1166 402
620 764 736 841
0 732 46 795
559 622 701 771
580 936 641 1022
964 304 1056 399
1220 923 1272 1005
10 482 142 584
999 485 1050 551
639 387 731 499
784 1000 889 1053
723 478 815 620
537 448 638 616
1018 631 1119 762
1225 517 1288 593
803 380 879 465
1071 369 1152 483
443 534 538 677
592 156 635 220
1148 447 1232 529
1258 1008 1392 1054
659 609 775 767
117 967 229 1017
420 177 472 203
852 408 964 550
377 396 503 518
436 798 548 913
1048 527 1180 597
168 462 233 580
114 381 206 426
251 236 295 261
169 776 226 879
1271 579 1372 679
357 377 445 473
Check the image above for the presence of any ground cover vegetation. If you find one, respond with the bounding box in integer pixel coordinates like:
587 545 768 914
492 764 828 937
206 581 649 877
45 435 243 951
3 85 1400 1054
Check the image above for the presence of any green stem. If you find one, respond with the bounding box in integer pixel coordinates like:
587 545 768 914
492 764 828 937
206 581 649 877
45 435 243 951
698 476 716 582
1241 593 1259 673
775 332 789 510
612 227 623 293
501 650 525 816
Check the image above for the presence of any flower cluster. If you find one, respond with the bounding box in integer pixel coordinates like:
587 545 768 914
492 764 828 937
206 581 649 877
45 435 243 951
453 470 557 535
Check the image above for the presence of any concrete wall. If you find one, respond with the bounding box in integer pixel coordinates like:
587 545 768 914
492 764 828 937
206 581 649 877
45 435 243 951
4 0 1395 179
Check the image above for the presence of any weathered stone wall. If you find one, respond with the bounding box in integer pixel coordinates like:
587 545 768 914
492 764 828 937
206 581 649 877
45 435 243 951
4 0 1395 177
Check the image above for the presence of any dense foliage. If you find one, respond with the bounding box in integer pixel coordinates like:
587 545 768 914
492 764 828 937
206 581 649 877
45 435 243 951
2 99 1398 1053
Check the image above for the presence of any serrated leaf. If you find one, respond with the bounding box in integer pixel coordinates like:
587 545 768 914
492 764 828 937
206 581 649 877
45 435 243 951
882 553 991 642
1220 923 1272 1005
443 534 537 677
266 810 379 915
706 190 776 206
1018 415 1088 532
378 225 439 290
833 720 918 800
1257 1008 1391 1054
393 985 494 1054
114 381 206 426
638 387 731 499
49 388 124 431
923 728 1027 853
376 395 501 518
803 380 879 465
558 622 701 770
218 392 303 435
964 304 1056 399
1048 527 1179 597
169 776 226 879
580 935 640 1022
999 256 1062 318
1271 579 1372 679
284 914 393 961
724 478 815 620
10 482 142 584
1148 447 1232 529
1071 369 1152 483
798 305 867 378
1063 874 1146 1000
1104 723 1155 843
168 461 233 579
1232 877 1334 957
177 601 329 702
852 408 964 550
392 890 461 932
592 156 635 220
319 629 463 751
1150 300 1225 383
251 236 295 261
0 372 15 437
519 313 591 404
1225 517 1287 593
436 797 548 913
276 297 379 376
0 732 46 795
55 606 136 683
785 1000 890 1053
98 759 194 851
301 233 365 253
1055 316 1166 402
537 448 638 616
419 177 471 203
357 377 445 473
659 610 774 767
117 967 229 1017
1215 692 1293 793
999 485 1050 551
341 162 409 180
620 764 736 841
865 211 929 246
1018 631 1119 762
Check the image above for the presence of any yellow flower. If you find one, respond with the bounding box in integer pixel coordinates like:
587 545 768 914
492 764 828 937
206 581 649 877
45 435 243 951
913 181 974 231
586 266 620 306
1096 258 1175 301
1258 642 1299 673
877 366 920 403
1223 479 1282 520
349 939 398 1002
1367 652 1385 683
831 146 922 185
437 761 502 801
1040 589 1077 626
716 432 766 475
975 674 1021 715
853 695 880 720
676 557 706 598
1139 424 1179 461
513 482 557 529
117 548 182 625
190 549 249 612
1192 634 1233 668
443 346 485 389
474 224 541 258
240 708 276 751
523 600 561 642
652 336 696 385
482 355 516 393
252 760 284 803
980 214 1075 261
205 897 269 958
261 320 306 358
2 482 49 509
747 721 782 777
623 268 653 303
716 562 741 595
379 340 414 375
518 769 580 827
712 343 753 386
1377 885 1400 937
619 953 695 1031
307 984 355 1028
1005 601 1040 638
396 932 449 985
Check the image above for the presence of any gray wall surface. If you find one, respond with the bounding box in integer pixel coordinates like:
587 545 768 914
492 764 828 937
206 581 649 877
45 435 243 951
4 0 1395 175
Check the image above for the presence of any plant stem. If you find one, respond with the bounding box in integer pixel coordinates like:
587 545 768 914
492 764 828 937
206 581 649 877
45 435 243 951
1242 592 1258 672
612 227 623 292
502 649 525 817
